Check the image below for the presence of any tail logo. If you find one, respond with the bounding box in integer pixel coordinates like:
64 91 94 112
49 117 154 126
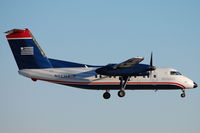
21 47 34 55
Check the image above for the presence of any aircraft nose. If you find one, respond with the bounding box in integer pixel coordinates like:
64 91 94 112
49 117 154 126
193 82 198 88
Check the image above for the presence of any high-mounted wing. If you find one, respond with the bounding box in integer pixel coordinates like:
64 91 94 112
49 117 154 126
113 57 144 69
95 57 148 76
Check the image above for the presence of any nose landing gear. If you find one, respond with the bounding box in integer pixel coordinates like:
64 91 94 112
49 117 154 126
180 89 186 98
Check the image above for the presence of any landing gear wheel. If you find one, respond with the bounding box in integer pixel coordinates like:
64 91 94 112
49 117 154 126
118 90 126 97
181 93 186 98
103 92 111 99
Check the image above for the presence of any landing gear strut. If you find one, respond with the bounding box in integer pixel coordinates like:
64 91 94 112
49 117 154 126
102 76 130 99
118 76 130 98
103 90 111 99
180 89 186 98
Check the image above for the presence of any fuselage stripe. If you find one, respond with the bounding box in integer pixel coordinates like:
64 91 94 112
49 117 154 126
36 78 185 89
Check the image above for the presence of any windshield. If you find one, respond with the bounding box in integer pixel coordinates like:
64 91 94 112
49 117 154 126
170 71 182 75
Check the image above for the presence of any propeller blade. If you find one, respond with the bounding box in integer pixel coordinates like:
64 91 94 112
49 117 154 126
150 52 153 67
149 52 156 71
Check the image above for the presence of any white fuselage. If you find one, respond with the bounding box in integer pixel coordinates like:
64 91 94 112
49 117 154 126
18 67 194 90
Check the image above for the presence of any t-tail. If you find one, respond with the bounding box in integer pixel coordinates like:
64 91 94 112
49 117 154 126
5 29 52 70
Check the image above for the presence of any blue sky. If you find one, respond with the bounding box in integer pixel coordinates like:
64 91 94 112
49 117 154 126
0 0 200 133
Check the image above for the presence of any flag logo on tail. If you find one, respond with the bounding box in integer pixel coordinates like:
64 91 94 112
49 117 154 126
21 47 34 55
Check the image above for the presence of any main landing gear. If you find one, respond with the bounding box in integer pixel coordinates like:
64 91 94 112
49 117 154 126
103 76 130 99
103 91 111 99
118 90 126 97
180 89 186 98
118 76 129 98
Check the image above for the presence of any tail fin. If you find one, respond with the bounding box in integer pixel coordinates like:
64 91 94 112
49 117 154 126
5 29 52 70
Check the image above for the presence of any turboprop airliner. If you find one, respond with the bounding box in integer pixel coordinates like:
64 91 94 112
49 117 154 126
5 29 197 99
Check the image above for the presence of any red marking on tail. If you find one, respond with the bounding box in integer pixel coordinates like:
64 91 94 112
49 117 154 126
6 29 32 39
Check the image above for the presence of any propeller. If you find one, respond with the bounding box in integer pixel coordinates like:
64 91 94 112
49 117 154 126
150 52 153 67
149 52 156 71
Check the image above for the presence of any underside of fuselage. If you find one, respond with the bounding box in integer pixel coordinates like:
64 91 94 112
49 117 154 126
40 79 184 90
64 84 183 90
63 84 182 90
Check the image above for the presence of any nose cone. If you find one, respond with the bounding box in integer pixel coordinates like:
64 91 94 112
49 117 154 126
193 82 198 88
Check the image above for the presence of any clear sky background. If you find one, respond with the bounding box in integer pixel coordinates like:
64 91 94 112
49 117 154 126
0 0 200 133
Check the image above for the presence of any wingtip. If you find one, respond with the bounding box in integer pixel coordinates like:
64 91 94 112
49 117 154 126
135 56 144 60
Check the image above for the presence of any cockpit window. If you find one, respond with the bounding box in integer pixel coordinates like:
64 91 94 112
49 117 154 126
170 71 182 75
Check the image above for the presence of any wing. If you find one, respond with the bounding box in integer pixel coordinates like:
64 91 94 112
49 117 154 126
95 57 145 76
113 57 144 69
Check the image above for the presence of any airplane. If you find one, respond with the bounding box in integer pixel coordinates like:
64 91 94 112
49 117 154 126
5 28 197 99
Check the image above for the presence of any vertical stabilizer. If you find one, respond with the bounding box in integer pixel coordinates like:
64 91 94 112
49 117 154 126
5 29 52 69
